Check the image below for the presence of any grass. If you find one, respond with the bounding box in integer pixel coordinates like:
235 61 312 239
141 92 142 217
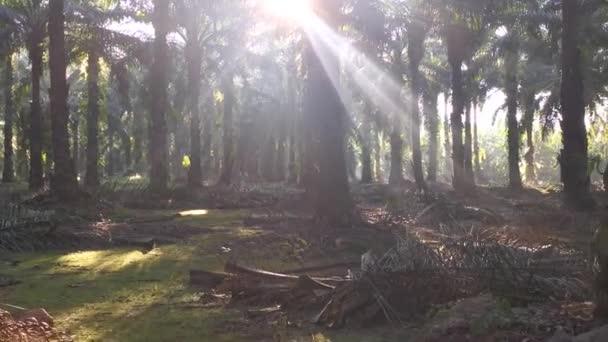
0 209 258 341
0 208 403 341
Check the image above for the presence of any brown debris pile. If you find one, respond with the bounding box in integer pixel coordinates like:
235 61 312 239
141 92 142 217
0 309 71 342
190 231 593 330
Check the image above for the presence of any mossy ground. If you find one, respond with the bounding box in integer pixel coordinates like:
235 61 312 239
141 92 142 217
0 208 397 341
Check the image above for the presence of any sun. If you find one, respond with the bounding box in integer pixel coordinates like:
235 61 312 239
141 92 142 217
261 0 312 23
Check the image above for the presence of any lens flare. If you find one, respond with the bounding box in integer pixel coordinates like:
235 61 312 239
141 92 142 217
262 0 312 22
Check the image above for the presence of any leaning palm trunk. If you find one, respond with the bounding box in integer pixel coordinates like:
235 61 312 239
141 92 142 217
49 0 79 199
560 0 594 209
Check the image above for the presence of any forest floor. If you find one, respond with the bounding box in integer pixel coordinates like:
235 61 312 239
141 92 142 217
0 181 607 341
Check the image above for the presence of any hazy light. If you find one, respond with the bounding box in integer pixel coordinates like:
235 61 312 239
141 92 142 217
262 0 312 22
178 209 209 217
302 14 407 126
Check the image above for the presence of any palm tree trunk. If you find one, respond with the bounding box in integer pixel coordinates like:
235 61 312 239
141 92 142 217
389 128 404 184
360 104 373 184
464 102 474 184
133 88 145 173
449 59 466 191
443 93 452 177
3 52 15 183
523 94 535 183
85 48 100 188
304 0 352 225
71 115 79 177
560 0 594 209
219 73 235 185
49 0 79 199
425 91 439 182
408 23 427 191
186 35 202 187
28 38 44 191
149 0 170 193
473 101 481 178
505 48 522 190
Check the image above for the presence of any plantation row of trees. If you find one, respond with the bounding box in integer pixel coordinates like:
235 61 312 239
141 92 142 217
1 0 607 222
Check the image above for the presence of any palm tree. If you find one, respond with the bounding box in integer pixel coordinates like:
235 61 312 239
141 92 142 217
304 0 352 225
1 31 15 183
444 23 470 192
48 0 79 199
560 0 594 209
407 20 428 191
0 0 47 190
148 0 170 193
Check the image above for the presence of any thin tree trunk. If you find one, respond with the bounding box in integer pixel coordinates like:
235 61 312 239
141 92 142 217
28 37 44 191
133 88 145 173
186 34 202 187
71 115 79 178
464 102 474 184
505 46 522 190
560 0 594 209
85 49 100 189
149 0 170 193
523 93 535 183
443 93 452 178
473 101 481 178
219 73 235 185
360 104 373 184
425 91 439 182
3 52 15 183
375 130 383 183
49 0 79 199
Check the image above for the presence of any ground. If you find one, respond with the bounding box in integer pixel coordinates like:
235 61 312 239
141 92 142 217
0 183 605 341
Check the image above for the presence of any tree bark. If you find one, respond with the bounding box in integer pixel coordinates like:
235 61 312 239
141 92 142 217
85 48 100 189
219 73 235 185
389 46 404 185
560 0 594 209
464 103 474 185
185 32 202 187
28 36 44 191
449 59 466 192
49 0 79 199
149 0 170 193
473 101 481 178
425 91 439 182
408 22 427 191
443 93 452 177
505 46 522 191
304 0 352 225
523 93 536 183
360 104 373 184
3 52 15 183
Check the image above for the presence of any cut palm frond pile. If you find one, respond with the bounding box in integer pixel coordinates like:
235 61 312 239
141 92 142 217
0 203 56 252
192 230 592 329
